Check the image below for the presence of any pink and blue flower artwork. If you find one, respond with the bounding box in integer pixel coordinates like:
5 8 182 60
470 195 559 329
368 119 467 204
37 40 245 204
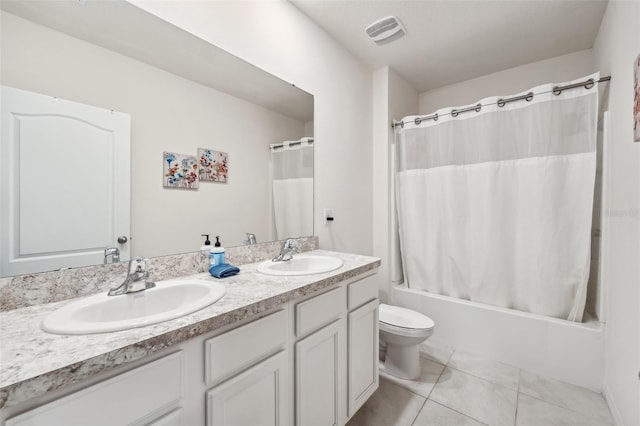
198 148 228 183
163 152 199 189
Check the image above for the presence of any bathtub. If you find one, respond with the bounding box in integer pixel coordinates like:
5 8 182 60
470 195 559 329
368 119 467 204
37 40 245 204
392 285 605 391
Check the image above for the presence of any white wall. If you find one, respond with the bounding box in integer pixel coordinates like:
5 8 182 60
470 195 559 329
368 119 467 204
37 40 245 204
593 1 640 424
419 49 596 113
130 0 374 256
372 67 419 302
372 68 391 301
0 11 307 258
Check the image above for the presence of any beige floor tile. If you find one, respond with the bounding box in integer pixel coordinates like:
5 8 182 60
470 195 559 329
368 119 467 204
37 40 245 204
413 400 488 426
448 350 520 390
516 394 613 426
519 370 613 424
419 339 454 365
347 377 426 426
430 368 517 426
380 356 446 398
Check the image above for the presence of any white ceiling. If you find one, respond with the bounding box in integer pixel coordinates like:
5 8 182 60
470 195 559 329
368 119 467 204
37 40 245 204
291 0 608 93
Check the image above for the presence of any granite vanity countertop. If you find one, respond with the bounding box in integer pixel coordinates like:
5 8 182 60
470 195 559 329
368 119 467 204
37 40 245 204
0 250 380 409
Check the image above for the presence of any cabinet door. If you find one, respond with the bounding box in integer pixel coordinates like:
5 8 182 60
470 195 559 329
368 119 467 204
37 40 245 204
295 319 346 426
348 299 379 417
206 351 289 426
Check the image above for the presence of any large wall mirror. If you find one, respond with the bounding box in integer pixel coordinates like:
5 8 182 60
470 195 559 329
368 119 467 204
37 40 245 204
0 0 314 277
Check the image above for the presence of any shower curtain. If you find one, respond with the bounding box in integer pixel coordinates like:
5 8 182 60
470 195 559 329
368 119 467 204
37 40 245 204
395 74 599 321
271 138 313 240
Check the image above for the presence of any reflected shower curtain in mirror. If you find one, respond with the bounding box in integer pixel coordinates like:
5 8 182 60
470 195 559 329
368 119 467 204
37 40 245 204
271 138 314 240
395 74 599 321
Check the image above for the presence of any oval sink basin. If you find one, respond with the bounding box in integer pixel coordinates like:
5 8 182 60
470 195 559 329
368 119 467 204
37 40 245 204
257 255 343 276
42 279 226 335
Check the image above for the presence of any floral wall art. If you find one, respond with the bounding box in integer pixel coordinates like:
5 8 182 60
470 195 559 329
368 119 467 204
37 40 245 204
198 148 229 183
163 152 199 189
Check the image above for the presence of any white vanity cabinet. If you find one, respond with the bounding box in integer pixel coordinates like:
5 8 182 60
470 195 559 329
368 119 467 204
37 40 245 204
204 309 289 426
4 269 379 426
294 286 347 426
346 275 379 417
293 272 379 425
206 351 289 426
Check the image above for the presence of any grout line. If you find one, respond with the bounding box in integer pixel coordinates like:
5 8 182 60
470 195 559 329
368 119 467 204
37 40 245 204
518 392 611 424
423 362 447 400
409 397 429 426
427 400 492 426
445 364 519 393
378 360 446 400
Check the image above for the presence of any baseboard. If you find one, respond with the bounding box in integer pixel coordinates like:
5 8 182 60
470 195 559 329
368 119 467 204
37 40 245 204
602 381 624 426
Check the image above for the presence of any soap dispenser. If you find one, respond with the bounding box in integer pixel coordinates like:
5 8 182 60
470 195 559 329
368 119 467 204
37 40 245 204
210 236 225 266
200 234 211 252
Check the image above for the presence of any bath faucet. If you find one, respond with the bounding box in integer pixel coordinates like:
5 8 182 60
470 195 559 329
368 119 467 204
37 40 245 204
272 238 297 262
108 257 156 296
104 246 120 264
245 232 257 245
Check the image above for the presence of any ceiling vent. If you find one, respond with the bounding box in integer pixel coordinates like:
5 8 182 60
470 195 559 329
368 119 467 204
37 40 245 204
365 16 406 45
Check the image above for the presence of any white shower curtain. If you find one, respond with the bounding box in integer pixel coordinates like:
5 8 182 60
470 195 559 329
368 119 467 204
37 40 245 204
271 138 314 240
395 74 599 321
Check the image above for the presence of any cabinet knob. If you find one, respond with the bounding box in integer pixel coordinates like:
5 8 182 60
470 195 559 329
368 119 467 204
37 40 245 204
117 236 128 244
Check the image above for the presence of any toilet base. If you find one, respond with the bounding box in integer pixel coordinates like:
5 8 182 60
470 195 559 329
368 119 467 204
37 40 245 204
380 343 421 380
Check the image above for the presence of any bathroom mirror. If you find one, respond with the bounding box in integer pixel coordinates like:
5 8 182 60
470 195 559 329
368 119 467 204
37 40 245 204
0 0 314 277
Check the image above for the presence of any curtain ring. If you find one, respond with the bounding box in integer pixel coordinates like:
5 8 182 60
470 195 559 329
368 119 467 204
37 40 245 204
552 86 562 96
474 104 481 112
497 99 506 108
525 92 534 102
451 109 459 117
584 78 595 90
415 117 422 125
433 113 438 122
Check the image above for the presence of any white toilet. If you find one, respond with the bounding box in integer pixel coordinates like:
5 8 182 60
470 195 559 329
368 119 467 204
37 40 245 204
379 303 435 380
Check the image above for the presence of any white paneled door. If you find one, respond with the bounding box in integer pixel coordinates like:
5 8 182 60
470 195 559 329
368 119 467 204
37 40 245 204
0 86 131 276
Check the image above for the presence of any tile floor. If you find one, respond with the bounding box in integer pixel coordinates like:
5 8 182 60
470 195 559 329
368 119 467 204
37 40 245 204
347 340 614 426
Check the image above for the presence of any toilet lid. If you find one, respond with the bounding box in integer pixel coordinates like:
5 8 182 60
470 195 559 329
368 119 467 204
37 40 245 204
379 304 434 330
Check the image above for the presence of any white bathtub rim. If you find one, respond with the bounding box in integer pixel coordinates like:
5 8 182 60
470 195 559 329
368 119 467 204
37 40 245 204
393 285 602 331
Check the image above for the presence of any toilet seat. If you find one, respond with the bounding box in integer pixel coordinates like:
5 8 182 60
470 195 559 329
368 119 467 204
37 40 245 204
379 304 434 330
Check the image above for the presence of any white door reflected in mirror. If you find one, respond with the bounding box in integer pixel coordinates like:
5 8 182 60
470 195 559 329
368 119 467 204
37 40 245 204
0 86 131 277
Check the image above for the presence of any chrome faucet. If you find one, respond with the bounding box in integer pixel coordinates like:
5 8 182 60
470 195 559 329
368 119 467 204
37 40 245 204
104 246 120 264
245 232 257 245
108 257 156 296
272 238 296 262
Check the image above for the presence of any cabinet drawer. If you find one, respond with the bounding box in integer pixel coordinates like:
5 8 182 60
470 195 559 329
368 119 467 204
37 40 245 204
348 274 377 311
7 352 183 426
205 309 287 386
295 286 346 337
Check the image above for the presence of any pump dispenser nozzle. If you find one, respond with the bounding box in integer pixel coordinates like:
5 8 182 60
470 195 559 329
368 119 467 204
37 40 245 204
215 236 221 247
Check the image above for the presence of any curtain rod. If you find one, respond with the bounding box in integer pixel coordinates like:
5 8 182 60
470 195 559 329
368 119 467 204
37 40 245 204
270 139 314 150
391 75 611 129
